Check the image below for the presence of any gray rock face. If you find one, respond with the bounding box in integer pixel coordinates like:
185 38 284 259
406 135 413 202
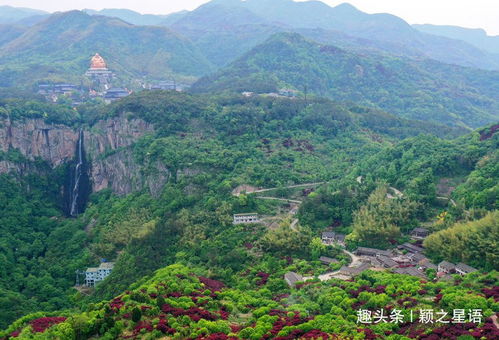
0 118 79 167
0 115 168 196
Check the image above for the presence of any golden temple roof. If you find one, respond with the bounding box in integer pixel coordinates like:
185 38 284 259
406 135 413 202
90 53 107 69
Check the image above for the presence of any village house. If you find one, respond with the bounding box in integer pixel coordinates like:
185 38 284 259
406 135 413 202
321 232 346 247
321 232 335 244
151 80 176 91
438 261 456 274
356 247 391 257
398 243 424 254
417 257 438 271
338 263 371 277
393 267 427 279
284 272 303 288
85 262 114 287
104 88 131 103
319 256 339 265
411 227 430 239
455 263 478 275
278 88 299 98
377 255 398 268
233 213 259 225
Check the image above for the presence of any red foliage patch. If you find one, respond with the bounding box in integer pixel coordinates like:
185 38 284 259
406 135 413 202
272 293 290 302
167 291 183 298
9 330 21 338
197 333 239 340
397 297 417 308
480 124 499 141
161 304 219 321
230 324 242 333
482 286 499 302
156 319 175 334
349 285 386 298
264 312 313 338
29 317 66 333
134 321 153 333
256 272 270 286
357 328 379 340
109 297 125 311
198 276 225 292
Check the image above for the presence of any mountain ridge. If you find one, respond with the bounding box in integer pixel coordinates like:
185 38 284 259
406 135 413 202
193 32 499 128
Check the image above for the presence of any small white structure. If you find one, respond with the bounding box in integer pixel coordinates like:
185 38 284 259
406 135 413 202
233 213 259 225
85 262 114 287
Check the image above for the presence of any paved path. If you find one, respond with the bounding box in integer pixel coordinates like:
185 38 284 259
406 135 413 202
437 196 457 207
255 196 303 204
251 182 324 194
233 182 325 196
304 248 363 282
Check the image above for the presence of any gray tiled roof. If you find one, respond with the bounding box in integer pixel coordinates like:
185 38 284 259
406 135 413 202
319 256 339 264
322 232 335 238
284 272 303 285
456 263 478 273
438 261 456 270
356 247 391 257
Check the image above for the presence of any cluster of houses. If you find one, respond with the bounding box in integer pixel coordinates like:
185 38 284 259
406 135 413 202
284 227 478 287
37 54 189 106
242 88 299 99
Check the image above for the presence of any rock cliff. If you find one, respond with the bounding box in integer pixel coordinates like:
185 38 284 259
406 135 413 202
0 116 169 196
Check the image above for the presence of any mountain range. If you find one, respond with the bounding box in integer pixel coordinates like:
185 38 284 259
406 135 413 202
0 0 498 128
414 24 499 55
194 32 499 129
1 0 499 70
164 0 499 71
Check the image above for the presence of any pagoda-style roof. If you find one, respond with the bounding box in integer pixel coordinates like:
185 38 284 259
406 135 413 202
90 53 107 69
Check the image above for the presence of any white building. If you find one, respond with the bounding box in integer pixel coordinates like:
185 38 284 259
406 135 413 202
85 262 115 287
233 213 259 225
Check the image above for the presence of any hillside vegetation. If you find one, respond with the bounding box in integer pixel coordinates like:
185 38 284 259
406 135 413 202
0 92 497 331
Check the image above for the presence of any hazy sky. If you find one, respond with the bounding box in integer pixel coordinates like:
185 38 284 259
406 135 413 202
1 0 498 35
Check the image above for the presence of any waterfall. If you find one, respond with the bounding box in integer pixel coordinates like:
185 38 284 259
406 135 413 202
70 129 83 216
64 129 90 217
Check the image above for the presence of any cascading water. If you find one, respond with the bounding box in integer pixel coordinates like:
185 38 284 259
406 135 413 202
70 129 84 216
64 129 90 217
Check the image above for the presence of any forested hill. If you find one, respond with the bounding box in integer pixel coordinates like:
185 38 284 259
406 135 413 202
0 91 497 331
0 11 213 87
193 33 499 129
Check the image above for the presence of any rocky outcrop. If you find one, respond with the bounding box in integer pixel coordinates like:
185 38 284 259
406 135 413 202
0 118 79 167
0 116 168 196
92 150 169 196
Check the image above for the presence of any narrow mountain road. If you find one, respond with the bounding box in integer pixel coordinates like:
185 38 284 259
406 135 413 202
304 248 362 282
233 182 324 196
255 196 302 204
